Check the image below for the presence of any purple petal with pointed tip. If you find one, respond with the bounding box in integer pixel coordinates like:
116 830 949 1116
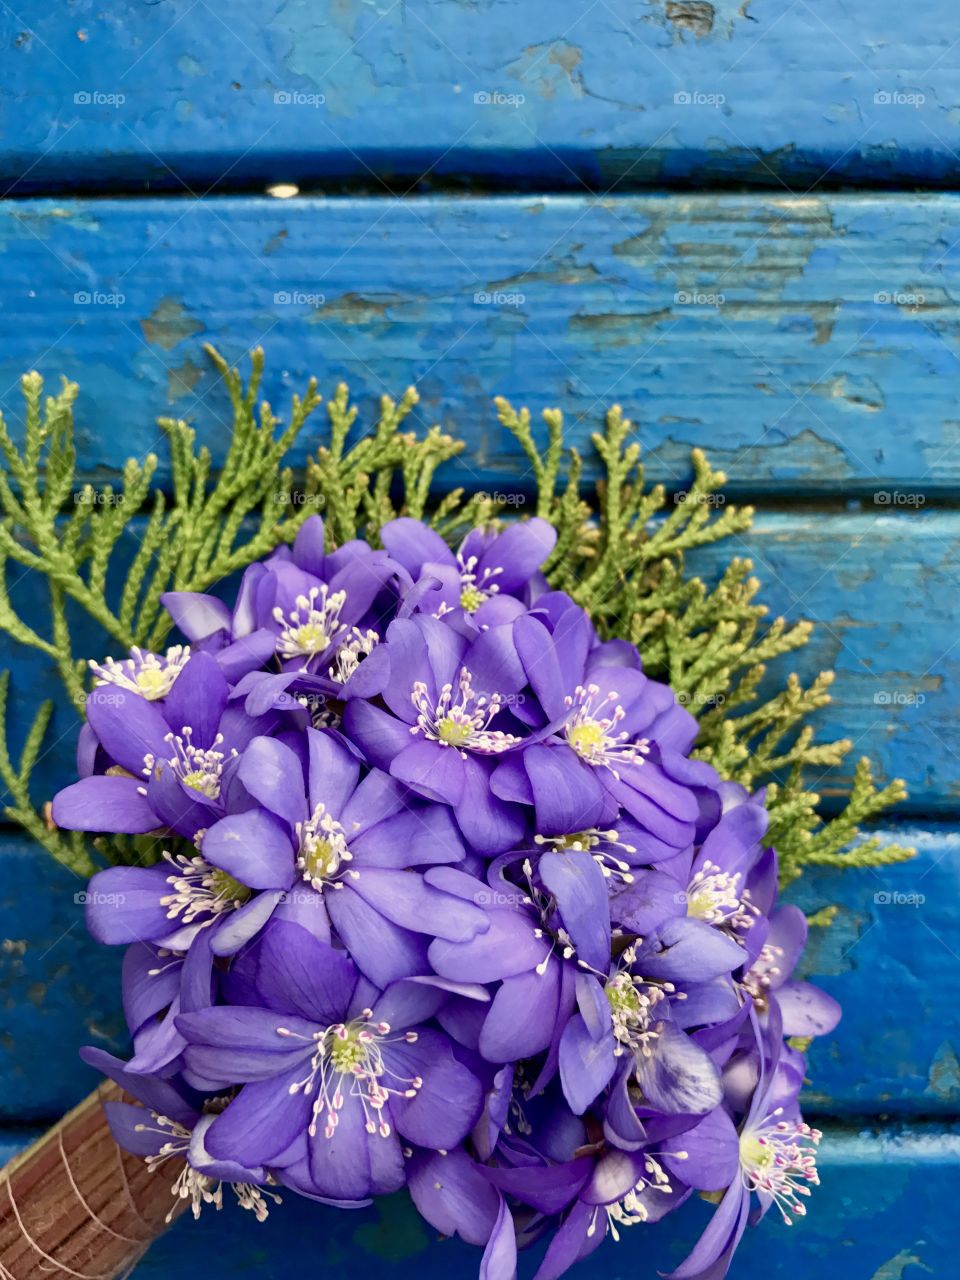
540 850 610 974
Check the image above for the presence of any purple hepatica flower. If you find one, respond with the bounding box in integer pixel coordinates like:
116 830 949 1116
81 720 473 973
52 651 280 839
162 516 407 683
177 921 484 1202
491 603 719 857
202 726 486 982
80 1045 280 1222
525 1148 689 1280
605 794 771 994
381 515 557 627
557 945 725 1121
83 848 258 956
343 615 529 853
473 1087 690 1280
662 1018 822 1280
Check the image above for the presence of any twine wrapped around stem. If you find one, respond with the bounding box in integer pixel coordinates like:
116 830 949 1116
0 1085 179 1280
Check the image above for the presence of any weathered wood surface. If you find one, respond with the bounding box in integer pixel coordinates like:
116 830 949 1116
2 13 959 1269
2 826 954 1122
2 2 959 191
0 1121 954 1279
3 508 954 810
4 195 960 496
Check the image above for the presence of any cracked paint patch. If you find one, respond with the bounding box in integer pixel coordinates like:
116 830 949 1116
928 1041 960 1101
308 292 403 325
646 0 758 38
140 297 204 350
506 40 584 101
665 1 715 37
871 1249 931 1279
167 357 205 402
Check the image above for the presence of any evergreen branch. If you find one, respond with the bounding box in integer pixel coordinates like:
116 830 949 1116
494 397 915 887
0 672 94 877
0 360 914 903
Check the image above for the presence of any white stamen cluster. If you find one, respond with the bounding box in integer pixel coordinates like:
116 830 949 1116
328 628 379 684
142 728 237 801
685 861 760 932
739 1109 821 1224
741 942 785 1002
410 669 522 756
277 1010 421 1140
90 645 191 701
139 1114 281 1223
159 851 252 925
604 947 679 1062
563 685 650 778
534 828 637 885
295 802 357 890
273 585 347 662
456 551 503 613
588 1153 682 1241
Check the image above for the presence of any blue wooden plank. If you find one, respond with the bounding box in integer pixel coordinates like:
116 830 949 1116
694 511 960 814
2 195 960 495
0 838 123 1123
0 1123 952 1279
0 1130 40 1167
1 3 958 190
0 826 952 1121
3 509 955 810
791 826 960 1116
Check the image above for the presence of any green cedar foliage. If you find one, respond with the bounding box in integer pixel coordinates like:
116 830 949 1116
0 350 913 883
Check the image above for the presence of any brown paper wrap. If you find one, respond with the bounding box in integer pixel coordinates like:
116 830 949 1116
0 1084 179 1279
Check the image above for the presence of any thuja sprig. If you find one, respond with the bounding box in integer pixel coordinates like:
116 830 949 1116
306 383 484 545
0 354 915 890
0 351 473 868
496 397 915 886
0 349 325 687
0 673 94 876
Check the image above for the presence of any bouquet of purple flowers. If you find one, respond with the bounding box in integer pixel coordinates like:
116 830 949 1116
53 513 841 1279
0 355 911 1278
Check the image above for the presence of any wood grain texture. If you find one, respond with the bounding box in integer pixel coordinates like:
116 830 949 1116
2 195 960 495
1 826 954 1121
0 1122 954 1279
1 2 959 191
3 507 955 810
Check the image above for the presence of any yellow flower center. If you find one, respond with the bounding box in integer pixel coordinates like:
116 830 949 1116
182 769 218 796
135 667 171 699
606 976 643 1020
329 1029 367 1074
739 1133 773 1172
290 622 332 654
459 585 485 612
302 836 338 882
567 719 606 755
438 715 473 747
208 868 252 906
685 890 715 920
